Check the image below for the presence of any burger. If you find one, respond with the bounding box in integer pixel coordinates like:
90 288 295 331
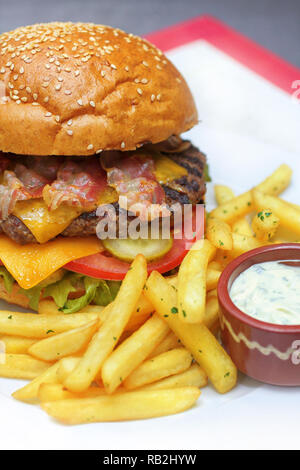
0 22 208 313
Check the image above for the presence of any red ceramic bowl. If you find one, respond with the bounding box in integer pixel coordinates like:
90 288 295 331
218 243 300 386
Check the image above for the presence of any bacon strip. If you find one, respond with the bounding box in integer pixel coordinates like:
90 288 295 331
0 164 52 220
102 152 168 220
43 158 109 212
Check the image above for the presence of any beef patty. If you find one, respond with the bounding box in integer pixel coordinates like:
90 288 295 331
0 139 207 244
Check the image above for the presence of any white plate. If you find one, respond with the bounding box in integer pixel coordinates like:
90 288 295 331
0 40 300 451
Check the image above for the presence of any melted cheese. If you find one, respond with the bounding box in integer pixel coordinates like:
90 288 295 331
13 200 82 244
153 154 187 185
0 235 103 289
13 187 118 244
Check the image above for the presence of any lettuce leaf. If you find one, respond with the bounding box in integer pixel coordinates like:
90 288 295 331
61 277 101 314
204 163 212 183
42 273 79 308
93 280 121 306
14 267 122 314
0 267 14 294
18 285 43 311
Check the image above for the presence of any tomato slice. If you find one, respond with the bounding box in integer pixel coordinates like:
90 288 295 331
65 206 205 280
65 237 189 280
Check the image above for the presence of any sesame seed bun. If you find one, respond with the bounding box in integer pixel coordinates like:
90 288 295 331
0 22 198 156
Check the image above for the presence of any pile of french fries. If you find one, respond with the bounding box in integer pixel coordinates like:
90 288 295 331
0 163 297 424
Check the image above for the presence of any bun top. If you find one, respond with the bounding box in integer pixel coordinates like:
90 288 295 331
0 22 198 156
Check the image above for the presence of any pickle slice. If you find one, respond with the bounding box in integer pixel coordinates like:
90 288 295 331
102 236 173 262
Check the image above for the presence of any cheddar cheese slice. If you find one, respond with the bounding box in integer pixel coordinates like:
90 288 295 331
153 154 188 185
13 199 82 244
0 235 103 289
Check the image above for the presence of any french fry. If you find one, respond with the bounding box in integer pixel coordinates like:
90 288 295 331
214 185 235 205
210 164 292 223
231 232 262 257
287 201 300 212
208 261 222 271
206 217 233 250
148 331 180 359
177 239 216 323
28 320 99 362
38 300 62 315
144 271 237 394
204 296 219 330
206 288 217 299
38 383 106 402
0 311 99 338
0 353 50 381
57 357 81 383
166 269 220 292
101 314 169 394
206 268 221 291
38 296 153 333
41 387 200 424
0 335 36 354
124 348 193 390
12 361 60 403
232 218 253 237
251 208 280 241
125 293 154 332
252 189 300 236
256 164 292 196
140 364 208 391
63 255 147 393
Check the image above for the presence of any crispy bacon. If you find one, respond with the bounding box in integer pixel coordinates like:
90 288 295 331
0 159 57 219
102 152 168 220
43 158 109 211
0 163 55 219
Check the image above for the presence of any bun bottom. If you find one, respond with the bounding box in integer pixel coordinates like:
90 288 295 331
0 279 31 310
0 279 86 311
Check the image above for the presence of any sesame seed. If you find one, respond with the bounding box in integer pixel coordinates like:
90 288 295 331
77 99 83 106
87 144 94 150
111 64 117 70
55 115 60 122
64 90 72 95
157 94 161 101
45 112 52 117
142 61 149 67
58 76 64 82
137 88 143 95
55 84 61 91
141 78 148 84
67 119 73 126
96 149 103 154
121 141 125 149
75 70 80 77
67 130 73 136
33 93 38 101
0 67 5 74
124 66 129 72
21 97 27 102
150 94 155 102
101 70 105 77
90 101 95 108
32 102 39 106
44 96 49 103
26 86 31 94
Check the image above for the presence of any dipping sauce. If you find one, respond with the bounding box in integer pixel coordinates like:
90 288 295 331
230 260 300 325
